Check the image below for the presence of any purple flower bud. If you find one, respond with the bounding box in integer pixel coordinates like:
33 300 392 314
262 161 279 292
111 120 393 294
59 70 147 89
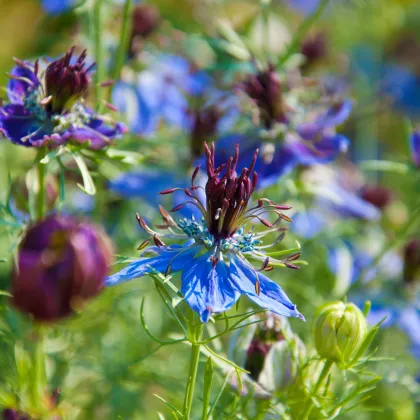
360 185 393 211
244 339 272 381
403 239 420 284
11 215 114 322
190 106 221 158
2 409 29 420
242 64 285 129
132 4 160 38
300 32 327 68
45 48 91 113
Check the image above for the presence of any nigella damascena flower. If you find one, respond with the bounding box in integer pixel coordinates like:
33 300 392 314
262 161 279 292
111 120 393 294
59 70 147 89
107 142 305 323
0 47 125 149
11 214 114 322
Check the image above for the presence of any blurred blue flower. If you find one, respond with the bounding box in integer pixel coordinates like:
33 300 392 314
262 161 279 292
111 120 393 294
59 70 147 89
112 55 211 134
410 130 420 168
107 143 304 323
41 0 75 15
0 48 125 148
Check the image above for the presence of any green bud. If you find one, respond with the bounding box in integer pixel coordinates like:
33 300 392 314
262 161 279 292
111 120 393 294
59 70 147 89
313 301 367 368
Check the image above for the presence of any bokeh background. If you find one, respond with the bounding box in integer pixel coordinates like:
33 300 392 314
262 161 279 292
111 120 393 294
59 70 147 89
0 0 419 418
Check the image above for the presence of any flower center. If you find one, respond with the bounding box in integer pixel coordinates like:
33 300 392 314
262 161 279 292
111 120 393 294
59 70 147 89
45 47 92 114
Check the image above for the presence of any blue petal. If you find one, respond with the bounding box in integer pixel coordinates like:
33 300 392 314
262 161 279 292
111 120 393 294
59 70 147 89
291 209 327 239
0 104 50 146
41 0 75 14
106 245 199 286
229 256 304 320
410 131 420 167
293 134 349 165
7 65 39 104
181 253 241 322
208 133 298 189
398 307 420 357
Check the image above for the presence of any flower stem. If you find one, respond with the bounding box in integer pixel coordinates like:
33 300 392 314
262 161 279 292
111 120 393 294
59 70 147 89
300 359 333 420
93 0 105 111
279 0 330 65
183 317 203 419
36 153 46 221
108 0 133 100
32 326 47 408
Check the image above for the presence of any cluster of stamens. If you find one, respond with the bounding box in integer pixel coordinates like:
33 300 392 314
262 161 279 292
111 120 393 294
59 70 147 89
133 142 301 274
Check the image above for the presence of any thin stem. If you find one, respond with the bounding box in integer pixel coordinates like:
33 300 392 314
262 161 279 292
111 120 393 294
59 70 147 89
279 0 330 65
300 359 333 420
108 0 133 101
36 151 46 221
93 0 105 111
183 314 204 419
31 326 47 408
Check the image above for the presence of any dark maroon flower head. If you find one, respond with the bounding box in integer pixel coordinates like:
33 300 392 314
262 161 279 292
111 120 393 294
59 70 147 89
245 339 272 381
300 32 327 68
204 142 258 240
403 239 420 284
45 47 92 113
361 185 393 210
190 106 221 158
132 4 160 38
242 64 285 129
11 215 113 322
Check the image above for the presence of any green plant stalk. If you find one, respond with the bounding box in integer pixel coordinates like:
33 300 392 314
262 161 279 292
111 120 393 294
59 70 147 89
93 0 105 111
300 359 333 420
279 0 330 65
36 151 46 221
183 317 204 419
32 326 47 409
108 0 133 101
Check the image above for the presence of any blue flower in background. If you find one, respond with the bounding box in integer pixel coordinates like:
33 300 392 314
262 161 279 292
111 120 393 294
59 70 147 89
107 142 305 323
41 0 75 15
112 55 211 135
410 130 420 168
0 48 125 148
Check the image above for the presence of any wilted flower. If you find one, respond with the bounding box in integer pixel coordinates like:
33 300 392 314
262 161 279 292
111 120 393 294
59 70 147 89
410 130 420 167
313 301 368 368
229 314 305 396
107 142 305 323
0 47 125 148
132 4 160 39
300 32 328 68
12 214 114 321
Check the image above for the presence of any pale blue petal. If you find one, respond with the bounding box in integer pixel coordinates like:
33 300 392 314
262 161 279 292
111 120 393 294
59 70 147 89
181 253 241 322
106 245 199 286
229 256 304 320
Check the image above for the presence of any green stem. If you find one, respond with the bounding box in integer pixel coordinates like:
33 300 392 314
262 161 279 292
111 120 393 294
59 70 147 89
183 317 203 419
300 359 333 420
93 0 105 111
36 154 46 221
279 0 330 65
32 326 47 408
108 0 133 101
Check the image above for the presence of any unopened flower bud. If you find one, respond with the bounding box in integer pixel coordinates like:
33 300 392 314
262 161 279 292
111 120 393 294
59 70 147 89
403 239 420 284
313 301 367 368
11 214 114 322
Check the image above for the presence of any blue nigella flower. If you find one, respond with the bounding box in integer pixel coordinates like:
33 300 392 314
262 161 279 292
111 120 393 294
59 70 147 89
107 142 305 323
0 48 126 148
112 55 211 135
410 130 420 168
205 66 352 189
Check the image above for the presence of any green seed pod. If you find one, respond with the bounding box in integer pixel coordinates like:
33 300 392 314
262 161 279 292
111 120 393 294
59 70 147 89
313 301 367 368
